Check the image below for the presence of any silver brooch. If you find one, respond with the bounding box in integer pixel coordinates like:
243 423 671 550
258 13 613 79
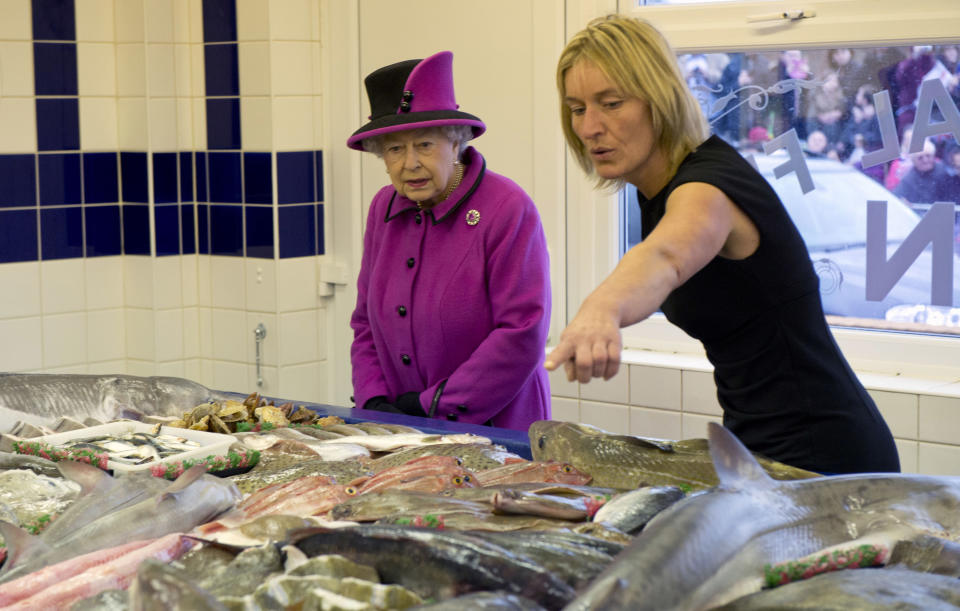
466 209 480 226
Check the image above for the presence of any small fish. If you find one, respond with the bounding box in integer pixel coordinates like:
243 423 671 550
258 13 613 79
591 485 685 534
475 461 592 487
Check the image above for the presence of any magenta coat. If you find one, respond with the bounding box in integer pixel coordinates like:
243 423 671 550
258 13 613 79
350 147 551 430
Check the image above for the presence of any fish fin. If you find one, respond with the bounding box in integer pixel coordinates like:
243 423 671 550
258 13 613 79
707 422 775 491
503 457 528 464
0 520 50 574
56 459 114 496
157 464 207 502
608 434 676 452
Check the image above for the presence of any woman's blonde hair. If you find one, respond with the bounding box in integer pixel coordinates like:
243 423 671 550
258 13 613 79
556 14 708 190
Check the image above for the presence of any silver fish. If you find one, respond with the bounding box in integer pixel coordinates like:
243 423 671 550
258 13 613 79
591 485 685 534
0 373 235 433
0 465 240 583
565 422 960 610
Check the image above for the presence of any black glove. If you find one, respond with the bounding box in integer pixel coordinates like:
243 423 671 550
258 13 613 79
363 396 404 414
395 392 427 417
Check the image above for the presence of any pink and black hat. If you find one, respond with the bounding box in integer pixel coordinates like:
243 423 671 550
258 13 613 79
347 50 486 151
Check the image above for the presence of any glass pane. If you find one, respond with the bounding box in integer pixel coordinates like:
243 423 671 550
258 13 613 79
622 44 960 333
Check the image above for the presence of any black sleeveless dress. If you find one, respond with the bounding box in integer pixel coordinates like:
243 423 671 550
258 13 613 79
639 135 899 474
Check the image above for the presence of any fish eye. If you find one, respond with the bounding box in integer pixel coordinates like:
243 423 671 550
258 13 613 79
452 476 464 485
463 474 472 482
562 464 573 473
345 486 357 495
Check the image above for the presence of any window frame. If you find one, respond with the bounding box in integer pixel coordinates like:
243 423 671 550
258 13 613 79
568 0 960 378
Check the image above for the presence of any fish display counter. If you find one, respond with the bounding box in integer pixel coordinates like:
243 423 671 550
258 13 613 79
4 373 960 609
225 393 533 460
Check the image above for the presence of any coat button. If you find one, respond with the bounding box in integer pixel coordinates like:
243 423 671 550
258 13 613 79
401 354 411 365
415 214 422 225
397 305 407 317
406 257 415 268
446 413 458 421
456 404 468 412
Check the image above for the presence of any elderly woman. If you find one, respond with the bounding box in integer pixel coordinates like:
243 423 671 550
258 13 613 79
348 51 551 431
546 15 899 474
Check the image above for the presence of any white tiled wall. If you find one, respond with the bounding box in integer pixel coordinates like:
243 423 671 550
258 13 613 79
0 0 331 405
550 352 960 476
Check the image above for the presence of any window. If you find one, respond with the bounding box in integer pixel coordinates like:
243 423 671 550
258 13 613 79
568 0 960 376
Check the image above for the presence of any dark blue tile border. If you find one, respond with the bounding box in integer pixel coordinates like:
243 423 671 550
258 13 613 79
0 210 39 263
244 152 271 204
38 153 81 205
121 152 148 203
209 204 243 256
278 204 316 258
155 204 180 256
207 151 242 203
180 152 193 202
197 203 210 254
33 42 78 95
83 152 118 204
153 152 178 203
206 98 241 150
122 204 151 255
0 155 37 207
317 202 325 255
245 205 273 259
202 0 237 43
195 152 208 202
181 204 196 254
36 98 79 151
277 151 314 204
316 149 324 202
204 44 239 97
40 206 83 260
85 205 122 257
32 0 76 41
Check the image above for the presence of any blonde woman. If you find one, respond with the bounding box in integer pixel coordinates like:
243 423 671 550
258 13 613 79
546 15 898 474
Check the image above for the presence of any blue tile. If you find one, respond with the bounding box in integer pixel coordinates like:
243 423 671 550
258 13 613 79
317 202 324 254
153 152 178 203
194 152 207 202
207 151 242 203
122 203 150 255
197 204 209 253
82 152 118 204
202 0 236 43
277 151 314 204
36 98 79 151
155 204 180 256
245 205 273 259
33 43 78 95
38 153 81 205
40 206 82 260
181 203 196 254
316 150 324 202
121 152 148 203
278 204 316 258
206 98 241 150
179 152 193 202
84 205 121 257
32 0 76 41
0 210 39 263
244 152 271 204
209 204 243 256
0 155 37 207
204 44 239 97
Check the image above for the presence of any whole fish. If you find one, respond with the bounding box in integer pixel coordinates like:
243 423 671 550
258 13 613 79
330 489 491 522
464 530 624 589
715 566 960 610
378 510 576 532
227 456 371 495
320 432 492 452
475 460 592 487
591 485 686 534
291 524 576 608
491 489 604 521
565 422 960 610
530 420 819 491
364 442 526 473
0 452 61 477
0 465 240 584
0 373 234 433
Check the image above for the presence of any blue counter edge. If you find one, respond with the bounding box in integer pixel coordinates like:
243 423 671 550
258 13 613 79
223 393 533 460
